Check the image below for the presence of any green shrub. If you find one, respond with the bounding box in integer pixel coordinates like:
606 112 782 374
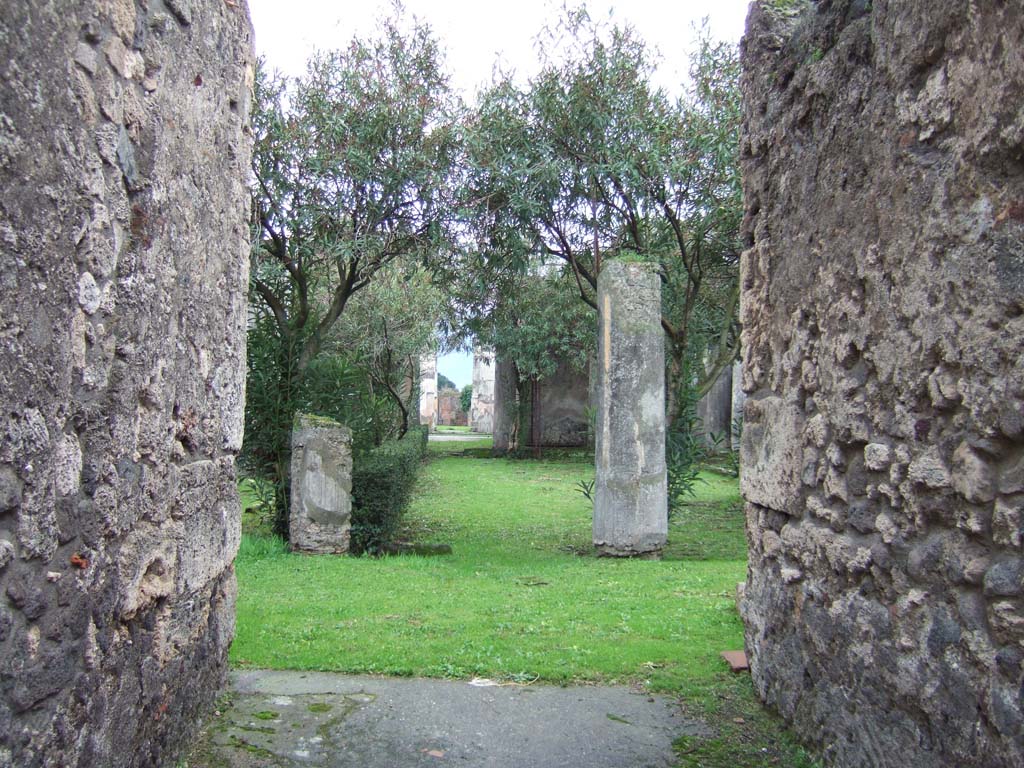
666 386 708 519
350 427 428 555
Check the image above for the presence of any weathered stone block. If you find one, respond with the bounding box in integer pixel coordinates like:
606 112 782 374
593 261 667 557
952 441 996 504
290 414 353 554
907 447 952 489
740 396 805 512
993 496 1023 550
864 443 892 471
983 559 1023 598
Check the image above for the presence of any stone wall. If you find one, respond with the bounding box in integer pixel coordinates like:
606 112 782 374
731 361 745 451
527 359 590 448
0 1 253 765
492 357 517 453
697 363 735 448
739 2 1023 766
437 390 467 427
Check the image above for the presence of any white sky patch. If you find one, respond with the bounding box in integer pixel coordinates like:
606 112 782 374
247 0 751 98
437 349 474 390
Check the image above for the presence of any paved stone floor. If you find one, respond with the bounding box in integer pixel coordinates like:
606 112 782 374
187 670 709 767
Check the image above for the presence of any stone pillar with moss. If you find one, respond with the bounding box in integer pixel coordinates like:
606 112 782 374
290 414 353 553
593 261 668 557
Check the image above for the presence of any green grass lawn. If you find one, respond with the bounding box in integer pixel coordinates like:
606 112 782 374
233 443 818 767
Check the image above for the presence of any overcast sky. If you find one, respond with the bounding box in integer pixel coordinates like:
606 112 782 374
248 0 752 99
246 0 751 389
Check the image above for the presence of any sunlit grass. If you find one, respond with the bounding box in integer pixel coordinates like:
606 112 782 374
231 445 818 767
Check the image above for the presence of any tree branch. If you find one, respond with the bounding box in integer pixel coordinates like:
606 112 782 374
252 277 290 340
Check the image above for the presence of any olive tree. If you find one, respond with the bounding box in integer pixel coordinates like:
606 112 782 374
460 11 742 428
243 15 459 535
327 264 445 443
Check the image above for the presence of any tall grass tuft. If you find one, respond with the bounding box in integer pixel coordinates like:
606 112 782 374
237 533 289 562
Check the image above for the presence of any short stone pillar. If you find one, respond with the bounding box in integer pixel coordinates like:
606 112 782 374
290 414 353 553
593 261 667 556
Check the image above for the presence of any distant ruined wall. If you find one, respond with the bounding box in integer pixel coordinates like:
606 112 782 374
491 356 517 453
437 390 467 427
740 2 1023 767
0 1 253 766
528 359 589 448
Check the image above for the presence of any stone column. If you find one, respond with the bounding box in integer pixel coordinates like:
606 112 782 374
289 414 353 554
470 345 495 433
697 362 733 447
418 353 437 431
492 356 517 453
593 262 667 557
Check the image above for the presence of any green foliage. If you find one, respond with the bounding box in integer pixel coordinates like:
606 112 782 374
459 10 743 426
459 384 472 413
491 269 594 382
765 0 810 14
350 427 429 555
244 12 457 537
237 533 289 561
329 264 445 441
442 267 594 452
438 373 457 391
666 384 709 518
575 478 595 503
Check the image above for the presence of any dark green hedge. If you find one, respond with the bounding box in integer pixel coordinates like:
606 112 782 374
350 427 428 555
